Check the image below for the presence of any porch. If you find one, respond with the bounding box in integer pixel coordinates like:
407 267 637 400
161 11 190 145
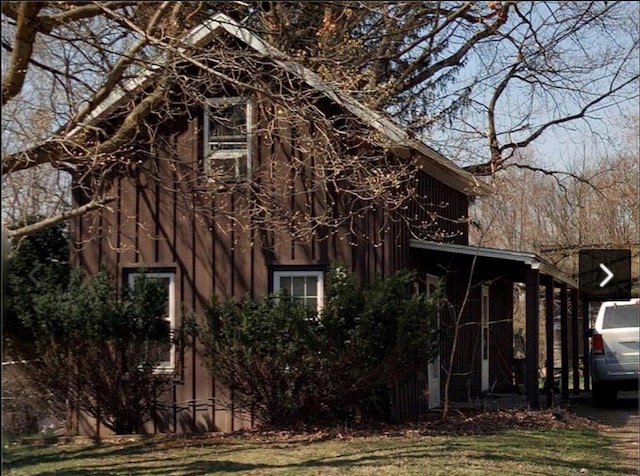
409 240 588 408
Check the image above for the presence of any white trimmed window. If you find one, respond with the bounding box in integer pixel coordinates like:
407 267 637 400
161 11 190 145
127 271 176 372
273 270 324 312
203 97 251 179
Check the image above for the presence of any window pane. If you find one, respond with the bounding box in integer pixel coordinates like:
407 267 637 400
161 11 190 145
279 277 291 293
292 277 305 297
145 276 170 317
273 271 322 312
129 272 175 370
603 304 640 329
238 153 248 176
306 276 318 297
148 341 172 366
209 103 246 138
205 100 249 179
209 157 238 176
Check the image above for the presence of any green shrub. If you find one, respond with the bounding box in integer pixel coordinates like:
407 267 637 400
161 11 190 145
321 267 441 420
199 294 325 425
198 266 441 426
5 268 176 435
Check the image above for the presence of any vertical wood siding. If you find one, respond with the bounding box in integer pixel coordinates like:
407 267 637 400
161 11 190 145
411 169 469 245
72 94 474 435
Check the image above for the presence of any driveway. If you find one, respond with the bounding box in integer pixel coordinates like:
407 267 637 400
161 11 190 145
574 391 639 475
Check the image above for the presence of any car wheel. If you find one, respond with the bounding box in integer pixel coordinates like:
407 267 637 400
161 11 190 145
592 382 617 406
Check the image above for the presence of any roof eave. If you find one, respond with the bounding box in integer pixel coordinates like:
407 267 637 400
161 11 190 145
68 13 232 137
408 146 493 197
409 239 578 288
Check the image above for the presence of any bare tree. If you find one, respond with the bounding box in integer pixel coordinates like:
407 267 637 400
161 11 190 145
2 2 638 239
471 116 639 277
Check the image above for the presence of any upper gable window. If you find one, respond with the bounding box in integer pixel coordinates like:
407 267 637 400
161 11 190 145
203 97 251 179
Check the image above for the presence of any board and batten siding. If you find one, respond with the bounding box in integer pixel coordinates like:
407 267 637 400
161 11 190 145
71 98 470 435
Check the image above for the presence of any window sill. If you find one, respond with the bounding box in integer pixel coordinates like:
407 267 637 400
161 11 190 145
152 366 175 375
194 177 250 192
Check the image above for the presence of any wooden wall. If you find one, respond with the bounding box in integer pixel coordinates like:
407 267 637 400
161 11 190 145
411 170 470 245
71 94 472 435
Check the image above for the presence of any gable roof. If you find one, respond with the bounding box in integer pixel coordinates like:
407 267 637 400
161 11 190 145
71 13 492 197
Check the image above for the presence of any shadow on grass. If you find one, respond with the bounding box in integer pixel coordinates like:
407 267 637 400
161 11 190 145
27 460 262 476
2 438 300 474
463 431 629 475
4 429 627 476
2 441 156 471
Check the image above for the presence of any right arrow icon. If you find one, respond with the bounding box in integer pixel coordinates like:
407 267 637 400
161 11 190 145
579 249 631 299
599 263 614 287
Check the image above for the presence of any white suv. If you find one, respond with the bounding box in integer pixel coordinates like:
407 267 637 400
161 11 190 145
589 298 639 405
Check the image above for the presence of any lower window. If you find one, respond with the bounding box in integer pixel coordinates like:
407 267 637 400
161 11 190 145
127 271 176 372
273 270 324 312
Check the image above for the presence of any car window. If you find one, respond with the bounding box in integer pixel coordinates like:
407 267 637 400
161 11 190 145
602 304 640 329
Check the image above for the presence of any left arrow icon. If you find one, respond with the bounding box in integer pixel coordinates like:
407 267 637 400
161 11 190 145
599 263 614 287
28 262 43 285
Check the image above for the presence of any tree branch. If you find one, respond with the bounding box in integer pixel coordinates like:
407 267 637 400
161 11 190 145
498 75 640 156
65 1 173 130
386 2 515 104
35 2 137 34
7 195 116 240
2 2 45 105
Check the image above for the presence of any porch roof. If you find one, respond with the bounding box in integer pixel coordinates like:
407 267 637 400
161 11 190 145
409 239 578 289
410 239 586 408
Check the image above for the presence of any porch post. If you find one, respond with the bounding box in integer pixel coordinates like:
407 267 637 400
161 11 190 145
545 278 555 406
582 295 591 392
560 284 569 401
526 267 540 407
571 288 580 394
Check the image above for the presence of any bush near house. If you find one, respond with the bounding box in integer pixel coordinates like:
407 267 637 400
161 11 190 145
3 220 71 439
4 222 440 435
4 266 177 435
198 267 441 426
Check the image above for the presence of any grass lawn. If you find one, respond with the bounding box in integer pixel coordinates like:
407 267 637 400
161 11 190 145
1 425 626 476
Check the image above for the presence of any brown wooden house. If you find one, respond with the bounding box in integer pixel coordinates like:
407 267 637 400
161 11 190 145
70 13 585 436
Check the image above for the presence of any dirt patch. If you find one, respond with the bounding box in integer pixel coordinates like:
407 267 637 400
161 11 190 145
129 407 599 450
